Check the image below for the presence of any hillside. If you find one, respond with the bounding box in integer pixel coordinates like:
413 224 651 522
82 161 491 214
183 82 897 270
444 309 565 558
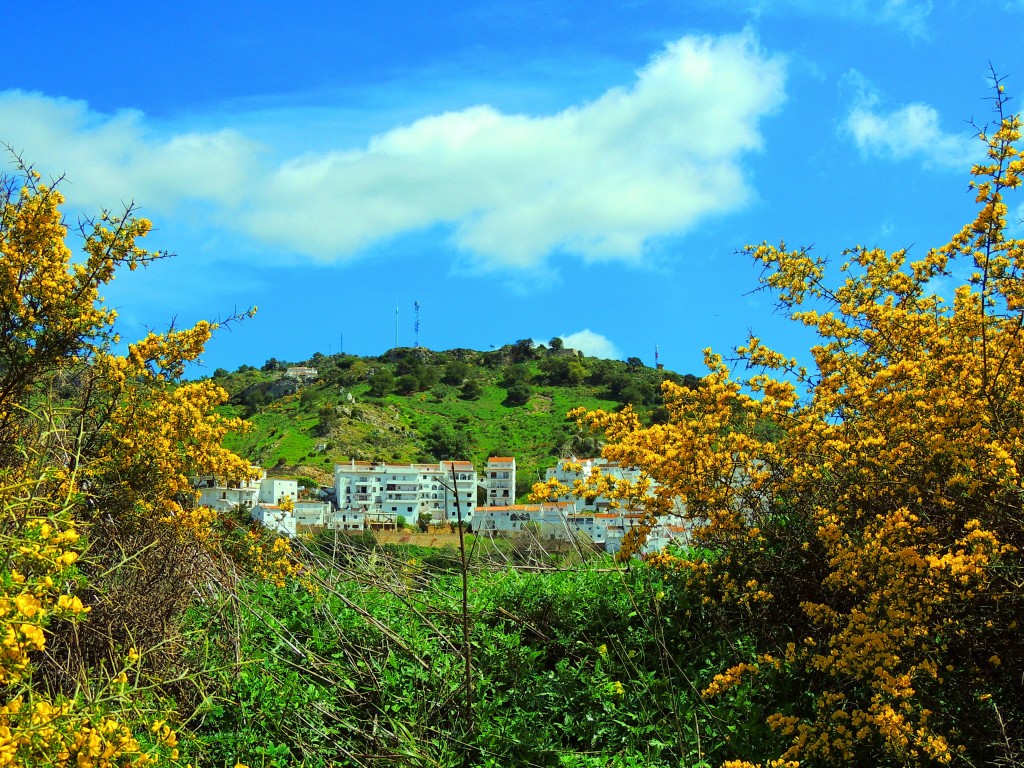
210 341 699 495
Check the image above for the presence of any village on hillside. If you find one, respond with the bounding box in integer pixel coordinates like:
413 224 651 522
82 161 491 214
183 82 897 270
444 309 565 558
193 454 689 556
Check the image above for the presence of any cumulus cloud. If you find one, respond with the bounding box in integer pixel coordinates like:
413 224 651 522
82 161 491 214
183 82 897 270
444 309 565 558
558 330 622 359
0 30 786 271
249 31 785 268
0 91 262 213
842 72 977 170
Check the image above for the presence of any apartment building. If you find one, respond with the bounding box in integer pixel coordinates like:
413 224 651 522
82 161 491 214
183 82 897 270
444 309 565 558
334 460 477 526
483 456 516 506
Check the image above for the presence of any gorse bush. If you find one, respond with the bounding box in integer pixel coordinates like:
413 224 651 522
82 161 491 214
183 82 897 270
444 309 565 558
563 81 1024 765
0 159 258 766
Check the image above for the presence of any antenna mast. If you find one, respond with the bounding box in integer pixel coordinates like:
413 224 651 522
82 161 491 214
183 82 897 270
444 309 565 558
414 301 421 348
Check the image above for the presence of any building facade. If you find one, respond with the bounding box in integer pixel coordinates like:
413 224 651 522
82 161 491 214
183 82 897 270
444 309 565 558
334 460 477 526
483 456 516 506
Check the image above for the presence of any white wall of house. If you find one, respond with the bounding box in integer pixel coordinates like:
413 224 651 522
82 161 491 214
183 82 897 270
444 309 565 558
326 508 365 531
259 478 298 506
294 500 331 527
250 503 297 537
193 469 265 512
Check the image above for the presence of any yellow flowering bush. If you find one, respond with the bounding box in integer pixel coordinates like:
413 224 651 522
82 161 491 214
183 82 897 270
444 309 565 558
571 85 1024 765
0 158 264 765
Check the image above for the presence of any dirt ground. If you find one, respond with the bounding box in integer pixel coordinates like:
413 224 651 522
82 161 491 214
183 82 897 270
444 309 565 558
372 529 464 548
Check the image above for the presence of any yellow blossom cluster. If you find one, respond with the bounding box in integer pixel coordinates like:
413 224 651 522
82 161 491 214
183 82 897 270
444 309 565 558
701 662 760 698
1 512 84 686
245 532 303 589
573 85 1024 764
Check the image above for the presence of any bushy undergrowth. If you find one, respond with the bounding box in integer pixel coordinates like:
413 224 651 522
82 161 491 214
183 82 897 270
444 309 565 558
179 535 779 768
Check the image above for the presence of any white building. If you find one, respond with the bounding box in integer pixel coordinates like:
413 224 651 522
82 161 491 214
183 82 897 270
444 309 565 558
473 502 577 533
294 500 332 528
334 460 477 527
285 366 318 381
483 456 516 506
250 503 297 537
259 478 298 507
326 508 365 532
544 457 650 512
193 472 305 537
193 469 266 512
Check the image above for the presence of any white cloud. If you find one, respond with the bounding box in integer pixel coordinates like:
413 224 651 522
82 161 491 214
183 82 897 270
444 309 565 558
875 0 933 37
245 30 785 269
0 91 262 214
558 330 622 359
842 72 977 170
0 30 786 271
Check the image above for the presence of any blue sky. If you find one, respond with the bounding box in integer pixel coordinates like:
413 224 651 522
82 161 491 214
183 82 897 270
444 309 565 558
3 1 1022 377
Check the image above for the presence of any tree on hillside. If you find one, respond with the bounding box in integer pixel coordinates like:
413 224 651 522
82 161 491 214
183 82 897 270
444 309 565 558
424 422 473 460
367 367 396 397
547 84 1024 766
510 338 536 362
505 382 532 407
502 363 532 387
443 359 470 385
460 378 483 400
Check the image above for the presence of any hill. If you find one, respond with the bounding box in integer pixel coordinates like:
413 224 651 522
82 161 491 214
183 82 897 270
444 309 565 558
210 341 699 496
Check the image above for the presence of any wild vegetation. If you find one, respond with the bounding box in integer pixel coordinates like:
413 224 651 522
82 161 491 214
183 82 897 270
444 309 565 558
3 82 1024 768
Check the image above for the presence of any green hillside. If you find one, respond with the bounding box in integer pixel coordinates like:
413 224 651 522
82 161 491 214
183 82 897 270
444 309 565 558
211 341 699 495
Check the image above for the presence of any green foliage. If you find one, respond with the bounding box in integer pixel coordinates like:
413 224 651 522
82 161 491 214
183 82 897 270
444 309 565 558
504 382 532 406
460 378 483 400
444 359 470 385
396 373 421 394
502 363 532 386
424 422 473 460
367 367 396 397
181 544 773 768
